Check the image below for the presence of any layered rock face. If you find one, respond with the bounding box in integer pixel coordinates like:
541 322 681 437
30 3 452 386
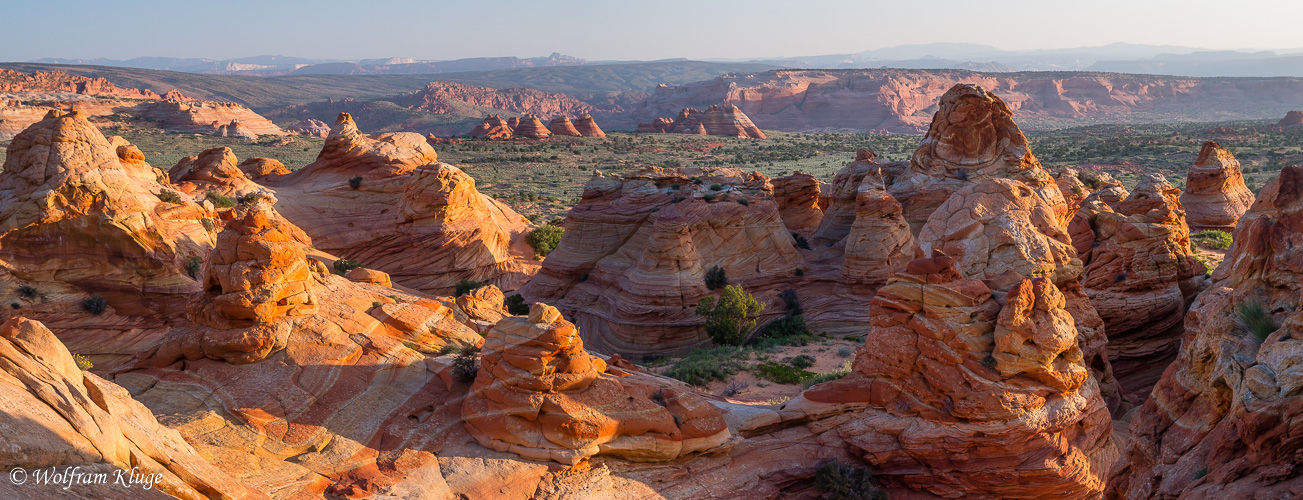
268 113 538 295
511 114 552 138
134 99 285 137
572 114 606 137
546 115 582 136
635 105 766 138
792 255 1116 497
462 303 730 465
919 178 1124 413
770 171 824 236
520 167 803 353
0 317 256 499
469 114 514 139
1110 165 1303 498
0 110 212 312
1181 141 1256 231
1077 174 1207 401
396 81 597 118
834 164 920 287
890 84 1067 230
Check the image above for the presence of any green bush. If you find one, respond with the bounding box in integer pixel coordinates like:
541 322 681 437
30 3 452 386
455 280 483 296
73 354 93 371
237 192 263 205
82 296 108 315
205 191 236 208
1237 300 1277 341
185 256 202 278
704 265 727 290
526 225 565 257
664 346 747 386
505 294 529 315
710 183 722 191
814 461 886 500
790 354 815 369
1192 230 1233 250
736 198 749 206
333 259 361 275
157 189 183 204
696 285 764 346
803 361 852 389
755 362 816 385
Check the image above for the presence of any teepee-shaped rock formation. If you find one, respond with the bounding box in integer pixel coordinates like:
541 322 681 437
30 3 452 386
546 115 582 136
572 114 606 137
462 303 730 465
511 114 551 138
1181 141 1256 231
635 106 766 138
469 114 514 140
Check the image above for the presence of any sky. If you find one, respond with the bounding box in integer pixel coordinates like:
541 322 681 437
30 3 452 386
4 0 1302 62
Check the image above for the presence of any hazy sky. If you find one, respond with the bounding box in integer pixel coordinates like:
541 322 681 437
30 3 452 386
4 0 1301 61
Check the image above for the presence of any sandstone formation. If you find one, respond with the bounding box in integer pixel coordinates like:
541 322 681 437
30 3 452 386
890 84 1068 230
1110 164 1303 498
840 175 920 287
135 99 285 137
0 111 213 354
238 157 291 179
0 69 160 99
462 303 730 465
469 114 514 139
266 113 539 295
769 171 824 236
511 114 552 138
629 69 1303 133
0 317 258 499
546 115 582 136
919 178 1125 413
635 105 766 138
1276 109 1303 128
214 119 258 140
168 147 277 202
572 114 606 137
1076 174 1207 401
789 255 1116 497
520 167 803 353
286 118 331 137
396 81 598 118
1181 141 1256 231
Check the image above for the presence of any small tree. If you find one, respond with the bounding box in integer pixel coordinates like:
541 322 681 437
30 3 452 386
696 285 764 346
526 225 565 257
704 265 727 290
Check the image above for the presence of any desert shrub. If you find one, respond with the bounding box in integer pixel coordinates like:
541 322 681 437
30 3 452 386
719 380 748 397
737 197 749 206
704 265 727 290
205 191 236 208
789 354 815 369
201 218 216 232
237 192 263 205
710 183 722 191
1079 171 1104 190
526 225 565 257
702 193 716 201
452 346 481 383
814 461 886 500
439 344 462 355
664 346 747 386
348 176 363 189
72 354 93 371
333 259 361 275
794 268 805 276
792 232 811 250
780 288 803 315
753 314 813 346
696 285 764 346
9 303 19 310
1192 230 1233 250
455 279 483 297
371 301 383 308
1194 467 1208 480
18 285 36 299
1237 300 1277 341
505 294 529 315
185 256 202 278
754 362 816 385
802 361 852 389
837 347 853 358
157 189 183 204
82 296 108 315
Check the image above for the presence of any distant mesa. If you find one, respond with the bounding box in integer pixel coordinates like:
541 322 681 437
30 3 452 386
636 104 766 138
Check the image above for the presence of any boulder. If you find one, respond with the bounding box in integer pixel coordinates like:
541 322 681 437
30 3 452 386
345 267 393 288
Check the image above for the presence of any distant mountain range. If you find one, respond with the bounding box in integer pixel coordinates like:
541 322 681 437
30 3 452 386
24 43 1303 78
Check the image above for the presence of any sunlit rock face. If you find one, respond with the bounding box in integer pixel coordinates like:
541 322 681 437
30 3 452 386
1181 140 1255 232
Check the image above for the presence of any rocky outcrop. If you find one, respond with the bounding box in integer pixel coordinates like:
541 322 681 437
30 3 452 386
919 178 1125 413
791 255 1117 497
134 99 284 137
213 119 258 140
889 84 1068 231
1077 174 1207 401
1276 109 1303 128
267 113 538 295
0 110 212 328
462 303 730 465
396 81 598 118
770 172 824 236
635 106 765 138
0 69 160 99
469 115 514 140
238 157 290 179
1109 164 1303 498
286 118 331 137
572 114 606 137
520 167 802 354
1181 141 1256 232
0 317 258 499
168 147 276 202
546 116 582 136
838 168 920 287
511 114 552 139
